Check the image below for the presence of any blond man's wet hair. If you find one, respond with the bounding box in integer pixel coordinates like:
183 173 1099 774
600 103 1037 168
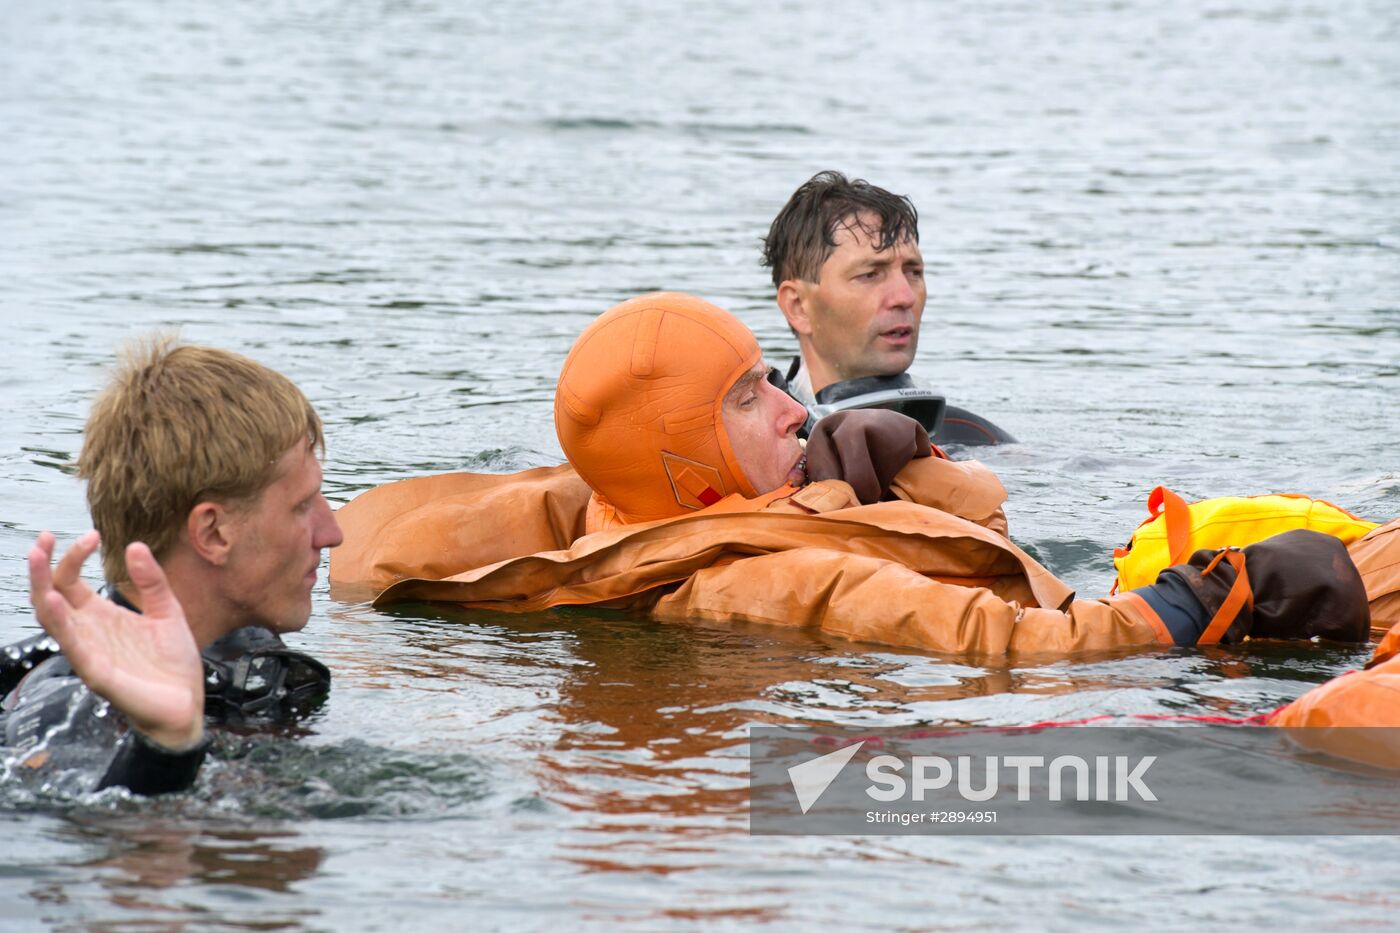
78 336 324 583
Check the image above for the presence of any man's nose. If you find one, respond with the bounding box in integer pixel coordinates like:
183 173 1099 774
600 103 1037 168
885 270 916 309
316 499 345 549
779 392 808 435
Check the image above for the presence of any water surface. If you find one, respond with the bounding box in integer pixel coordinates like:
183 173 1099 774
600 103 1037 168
2 0 1398 927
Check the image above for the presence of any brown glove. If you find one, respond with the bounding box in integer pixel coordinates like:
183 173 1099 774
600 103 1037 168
1160 529 1369 645
804 410 932 505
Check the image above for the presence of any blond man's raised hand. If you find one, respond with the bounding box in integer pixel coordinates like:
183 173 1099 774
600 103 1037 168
27 531 204 750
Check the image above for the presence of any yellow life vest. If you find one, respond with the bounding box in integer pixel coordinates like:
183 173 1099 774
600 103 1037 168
1112 486 1378 592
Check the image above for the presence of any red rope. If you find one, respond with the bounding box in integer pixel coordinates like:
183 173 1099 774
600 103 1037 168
812 710 1277 749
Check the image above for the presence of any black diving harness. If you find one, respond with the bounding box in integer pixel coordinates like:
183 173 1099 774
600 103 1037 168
769 364 947 440
770 359 1018 446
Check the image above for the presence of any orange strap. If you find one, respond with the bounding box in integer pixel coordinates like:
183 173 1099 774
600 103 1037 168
1114 486 1191 595
1196 548 1253 646
1147 485 1194 566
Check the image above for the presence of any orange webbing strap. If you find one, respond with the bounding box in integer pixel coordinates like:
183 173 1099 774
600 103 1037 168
1196 548 1253 646
1109 486 1196 596
1147 485 1194 567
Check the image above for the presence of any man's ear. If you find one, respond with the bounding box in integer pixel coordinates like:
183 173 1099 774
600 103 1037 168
776 280 814 337
185 501 235 566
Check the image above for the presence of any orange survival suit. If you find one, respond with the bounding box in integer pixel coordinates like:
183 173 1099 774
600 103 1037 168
330 292 1398 659
1264 521 1400 767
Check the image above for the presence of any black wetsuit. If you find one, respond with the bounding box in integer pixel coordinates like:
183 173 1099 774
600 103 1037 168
0 591 330 797
780 357 1018 447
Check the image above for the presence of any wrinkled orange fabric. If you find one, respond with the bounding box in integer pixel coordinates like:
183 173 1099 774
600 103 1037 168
1265 519 1400 766
328 464 592 602
1341 517 1400 631
556 292 763 527
331 452 1182 658
1267 638 1400 768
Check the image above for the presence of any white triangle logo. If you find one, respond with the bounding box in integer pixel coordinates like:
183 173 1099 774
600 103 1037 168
787 741 865 815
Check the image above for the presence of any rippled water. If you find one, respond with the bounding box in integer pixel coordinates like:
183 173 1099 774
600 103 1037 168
2 0 1398 927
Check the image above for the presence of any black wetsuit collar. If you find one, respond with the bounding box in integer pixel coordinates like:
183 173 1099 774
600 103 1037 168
107 585 140 614
99 583 327 719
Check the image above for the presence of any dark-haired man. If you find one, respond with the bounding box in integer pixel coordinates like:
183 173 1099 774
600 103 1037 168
763 171 1015 446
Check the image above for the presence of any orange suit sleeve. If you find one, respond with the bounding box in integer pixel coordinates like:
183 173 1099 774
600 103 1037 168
887 456 1010 538
650 548 1171 657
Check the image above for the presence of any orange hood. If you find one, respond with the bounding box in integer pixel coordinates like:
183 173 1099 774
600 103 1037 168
554 292 763 525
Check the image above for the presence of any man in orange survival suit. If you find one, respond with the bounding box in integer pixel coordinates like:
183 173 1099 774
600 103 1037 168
331 292 1397 659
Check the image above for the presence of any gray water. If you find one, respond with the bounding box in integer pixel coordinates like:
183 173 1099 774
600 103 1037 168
2 0 1398 928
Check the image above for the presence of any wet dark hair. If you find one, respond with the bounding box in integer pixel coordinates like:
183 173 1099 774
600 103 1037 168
761 171 920 288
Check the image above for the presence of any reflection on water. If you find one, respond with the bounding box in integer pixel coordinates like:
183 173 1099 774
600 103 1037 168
69 819 324 893
15 818 325 929
3 0 1399 926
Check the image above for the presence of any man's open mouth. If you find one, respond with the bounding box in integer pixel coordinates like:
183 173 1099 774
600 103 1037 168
789 452 809 487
